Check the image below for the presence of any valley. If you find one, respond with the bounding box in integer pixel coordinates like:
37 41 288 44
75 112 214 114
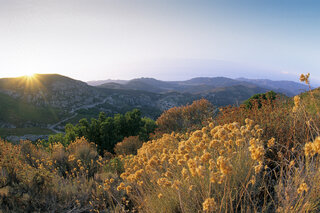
0 74 309 140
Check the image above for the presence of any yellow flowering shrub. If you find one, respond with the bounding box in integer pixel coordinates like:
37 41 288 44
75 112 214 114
203 197 217 212
119 119 269 212
300 73 310 84
114 136 143 156
304 137 320 157
156 99 215 134
275 134 320 212
0 138 124 212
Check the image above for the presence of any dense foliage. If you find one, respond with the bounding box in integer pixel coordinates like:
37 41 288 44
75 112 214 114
243 90 277 109
48 109 157 154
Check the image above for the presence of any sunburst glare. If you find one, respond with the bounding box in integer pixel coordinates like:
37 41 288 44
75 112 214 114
24 72 36 78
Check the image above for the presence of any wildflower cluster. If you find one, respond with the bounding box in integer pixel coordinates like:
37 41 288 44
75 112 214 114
202 197 217 212
292 95 301 113
300 73 310 85
304 136 320 157
297 183 309 194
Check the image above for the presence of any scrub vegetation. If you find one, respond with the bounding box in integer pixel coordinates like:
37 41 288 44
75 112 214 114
1 74 320 212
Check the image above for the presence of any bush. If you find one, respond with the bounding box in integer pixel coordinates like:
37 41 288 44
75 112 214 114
0 138 124 212
119 119 271 212
243 90 277 109
114 136 143 156
156 99 215 134
104 157 125 175
215 94 320 159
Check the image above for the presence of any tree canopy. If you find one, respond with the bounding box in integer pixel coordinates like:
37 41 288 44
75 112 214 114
48 109 157 154
243 90 277 109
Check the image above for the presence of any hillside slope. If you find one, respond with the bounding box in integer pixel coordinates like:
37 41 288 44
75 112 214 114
0 92 65 128
0 74 105 110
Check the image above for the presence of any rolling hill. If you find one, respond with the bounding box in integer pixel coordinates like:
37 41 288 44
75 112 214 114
237 78 310 96
97 77 308 96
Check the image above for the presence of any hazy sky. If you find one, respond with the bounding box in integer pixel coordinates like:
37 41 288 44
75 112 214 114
1 0 320 84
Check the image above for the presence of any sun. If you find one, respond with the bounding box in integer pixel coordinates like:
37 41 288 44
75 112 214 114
20 72 41 90
22 72 37 83
25 72 34 77
24 72 36 78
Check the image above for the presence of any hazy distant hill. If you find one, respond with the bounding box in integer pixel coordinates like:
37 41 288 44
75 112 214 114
98 78 179 93
87 79 128 86
236 78 310 96
98 76 308 96
180 77 242 86
200 85 268 106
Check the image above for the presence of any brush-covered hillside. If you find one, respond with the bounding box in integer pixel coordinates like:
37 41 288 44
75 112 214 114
1 74 308 138
1 74 320 212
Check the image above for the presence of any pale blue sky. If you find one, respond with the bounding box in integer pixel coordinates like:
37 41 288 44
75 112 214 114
0 0 319 84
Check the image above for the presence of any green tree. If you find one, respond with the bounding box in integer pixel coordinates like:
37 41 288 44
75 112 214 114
48 133 66 146
243 90 277 109
46 109 157 155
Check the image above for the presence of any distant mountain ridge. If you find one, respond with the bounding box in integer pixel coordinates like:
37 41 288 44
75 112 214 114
87 79 128 86
236 78 310 96
94 76 309 96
